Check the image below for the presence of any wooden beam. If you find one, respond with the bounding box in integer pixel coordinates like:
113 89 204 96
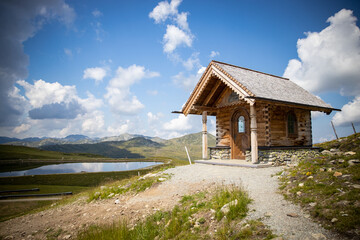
203 80 222 106
250 103 258 163
202 111 208 159
213 87 228 106
192 105 217 112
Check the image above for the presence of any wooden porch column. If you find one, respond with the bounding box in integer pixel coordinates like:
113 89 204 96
202 111 208 159
250 103 258 163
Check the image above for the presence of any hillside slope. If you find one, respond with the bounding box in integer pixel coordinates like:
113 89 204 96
280 133 360 238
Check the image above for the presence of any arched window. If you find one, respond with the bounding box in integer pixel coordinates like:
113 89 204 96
287 112 297 136
238 116 245 133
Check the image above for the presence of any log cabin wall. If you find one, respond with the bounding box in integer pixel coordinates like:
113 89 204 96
269 105 312 146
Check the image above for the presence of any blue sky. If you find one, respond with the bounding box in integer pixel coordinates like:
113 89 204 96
0 0 359 142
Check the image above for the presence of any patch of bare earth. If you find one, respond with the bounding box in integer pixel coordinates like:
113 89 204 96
0 177 212 239
0 164 344 239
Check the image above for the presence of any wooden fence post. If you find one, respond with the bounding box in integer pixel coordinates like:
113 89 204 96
331 121 339 139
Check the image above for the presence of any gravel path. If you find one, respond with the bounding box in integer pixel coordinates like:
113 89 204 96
1 163 345 240
164 163 342 240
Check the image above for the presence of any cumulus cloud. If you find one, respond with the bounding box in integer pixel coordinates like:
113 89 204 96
105 65 160 115
209 51 220 58
163 25 193 53
173 66 206 91
28 101 84 119
332 96 360 126
149 0 182 23
163 114 192 131
83 67 107 83
0 0 75 126
283 9 360 96
17 79 77 108
283 9 360 128
147 112 164 124
183 52 201 71
107 120 131 136
150 0 193 54
13 124 31 134
92 9 102 17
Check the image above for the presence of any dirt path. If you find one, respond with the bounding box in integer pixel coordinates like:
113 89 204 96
0 164 343 240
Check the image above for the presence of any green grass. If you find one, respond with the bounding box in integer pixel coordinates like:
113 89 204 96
77 185 275 240
0 159 174 187
0 145 103 161
0 184 89 222
279 154 360 238
88 173 172 201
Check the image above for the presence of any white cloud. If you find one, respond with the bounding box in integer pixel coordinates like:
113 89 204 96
183 52 201 71
163 25 193 53
17 79 77 108
283 9 360 97
332 96 360 126
13 124 31 134
92 9 102 17
0 0 75 126
176 12 189 31
147 112 164 124
81 111 105 133
311 111 326 119
105 65 160 115
149 0 182 23
107 120 131 136
172 66 205 91
163 114 192 131
209 51 220 58
83 67 107 83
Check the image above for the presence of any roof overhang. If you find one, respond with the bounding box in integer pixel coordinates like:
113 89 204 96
180 62 255 116
245 96 341 114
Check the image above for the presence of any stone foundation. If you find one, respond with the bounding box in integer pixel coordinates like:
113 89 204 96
209 146 231 160
245 147 321 165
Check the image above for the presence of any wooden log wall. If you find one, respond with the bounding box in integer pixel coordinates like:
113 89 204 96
269 106 312 146
215 102 312 148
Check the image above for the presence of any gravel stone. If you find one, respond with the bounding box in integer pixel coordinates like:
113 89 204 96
163 164 340 240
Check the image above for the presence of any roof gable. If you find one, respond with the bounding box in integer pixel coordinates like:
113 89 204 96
181 61 338 115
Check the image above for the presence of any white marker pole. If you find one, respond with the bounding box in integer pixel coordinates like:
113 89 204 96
185 146 192 165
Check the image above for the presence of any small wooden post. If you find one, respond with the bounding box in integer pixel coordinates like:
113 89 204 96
250 103 258 164
331 121 339 139
351 122 357 134
185 146 192 165
202 111 208 159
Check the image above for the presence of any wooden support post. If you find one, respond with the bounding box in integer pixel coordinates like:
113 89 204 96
331 121 339 139
202 111 208 159
250 103 258 164
351 122 357 134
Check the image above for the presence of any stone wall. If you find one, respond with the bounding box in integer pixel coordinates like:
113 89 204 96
209 147 231 160
245 148 321 165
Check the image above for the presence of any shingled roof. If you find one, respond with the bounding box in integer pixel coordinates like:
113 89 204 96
181 60 339 115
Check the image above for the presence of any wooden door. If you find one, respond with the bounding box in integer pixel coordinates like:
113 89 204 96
231 109 250 159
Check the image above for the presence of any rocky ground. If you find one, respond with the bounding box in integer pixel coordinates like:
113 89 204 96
0 163 348 240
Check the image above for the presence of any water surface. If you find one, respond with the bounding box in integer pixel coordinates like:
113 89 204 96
0 162 162 177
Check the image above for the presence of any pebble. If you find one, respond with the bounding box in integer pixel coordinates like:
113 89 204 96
287 213 299 217
63 235 71 239
352 184 360 189
309 202 317 207
114 199 120 204
331 218 338 223
298 183 304 187
333 172 342 177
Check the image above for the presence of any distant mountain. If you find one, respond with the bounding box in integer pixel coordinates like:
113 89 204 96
1 132 215 160
0 137 20 144
40 142 144 159
1 133 164 147
64 135 91 142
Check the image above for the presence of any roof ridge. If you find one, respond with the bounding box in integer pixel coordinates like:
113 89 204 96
211 60 289 80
